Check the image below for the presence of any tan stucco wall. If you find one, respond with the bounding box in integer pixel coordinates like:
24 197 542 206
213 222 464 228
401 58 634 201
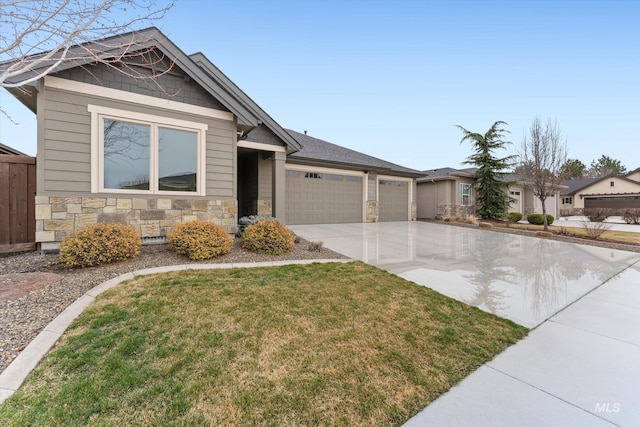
573 177 640 209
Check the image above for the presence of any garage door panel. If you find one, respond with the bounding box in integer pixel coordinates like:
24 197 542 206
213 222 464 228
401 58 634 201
585 196 640 210
379 179 409 221
286 171 363 224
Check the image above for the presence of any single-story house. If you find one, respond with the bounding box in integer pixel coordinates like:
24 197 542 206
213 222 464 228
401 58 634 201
1 27 422 250
416 167 561 219
560 169 640 215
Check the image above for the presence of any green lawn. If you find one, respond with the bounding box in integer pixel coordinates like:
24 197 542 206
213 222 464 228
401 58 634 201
0 262 527 426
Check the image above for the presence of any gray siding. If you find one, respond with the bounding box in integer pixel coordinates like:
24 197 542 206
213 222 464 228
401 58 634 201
52 59 229 112
40 84 235 198
245 124 286 147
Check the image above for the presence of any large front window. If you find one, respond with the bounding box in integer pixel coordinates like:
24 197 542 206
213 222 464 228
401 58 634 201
90 105 207 195
461 183 472 206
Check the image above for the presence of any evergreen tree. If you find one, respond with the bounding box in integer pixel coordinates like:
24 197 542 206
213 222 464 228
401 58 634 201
457 121 515 219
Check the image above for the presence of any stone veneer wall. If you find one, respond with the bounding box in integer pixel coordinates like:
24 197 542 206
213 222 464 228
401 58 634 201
35 196 237 247
436 204 475 218
256 199 272 217
366 201 378 222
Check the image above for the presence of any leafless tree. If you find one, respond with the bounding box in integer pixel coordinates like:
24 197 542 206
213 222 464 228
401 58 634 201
0 0 174 117
519 118 567 231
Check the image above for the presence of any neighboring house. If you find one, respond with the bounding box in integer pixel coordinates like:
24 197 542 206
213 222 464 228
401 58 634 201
560 169 640 215
416 167 561 219
0 142 28 156
1 27 421 251
416 167 477 219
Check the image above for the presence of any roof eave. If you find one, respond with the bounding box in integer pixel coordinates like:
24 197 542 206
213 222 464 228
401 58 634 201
190 52 302 153
287 156 423 178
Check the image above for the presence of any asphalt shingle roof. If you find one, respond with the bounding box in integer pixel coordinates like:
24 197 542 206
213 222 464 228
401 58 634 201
286 130 423 177
561 178 600 195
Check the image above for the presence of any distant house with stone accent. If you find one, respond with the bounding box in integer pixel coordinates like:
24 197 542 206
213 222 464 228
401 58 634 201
1 27 422 251
560 169 640 215
416 167 562 219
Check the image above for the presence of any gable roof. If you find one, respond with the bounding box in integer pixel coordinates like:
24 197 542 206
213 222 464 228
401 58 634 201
418 167 477 181
0 142 28 156
561 178 600 195
1 27 301 152
286 130 423 177
562 175 640 195
625 167 640 180
189 52 301 152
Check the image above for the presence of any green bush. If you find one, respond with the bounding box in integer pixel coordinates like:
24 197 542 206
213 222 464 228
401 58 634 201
237 215 277 237
168 220 233 260
526 213 554 226
242 220 295 255
59 223 141 268
507 212 523 222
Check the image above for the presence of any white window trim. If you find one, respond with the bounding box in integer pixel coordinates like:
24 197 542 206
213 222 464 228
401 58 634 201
377 175 413 221
89 104 208 196
460 183 472 206
237 140 286 152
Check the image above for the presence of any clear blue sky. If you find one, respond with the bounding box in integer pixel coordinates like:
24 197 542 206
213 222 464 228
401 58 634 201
1 0 638 172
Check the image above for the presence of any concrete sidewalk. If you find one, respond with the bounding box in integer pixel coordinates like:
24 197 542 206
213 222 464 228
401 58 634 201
291 222 640 426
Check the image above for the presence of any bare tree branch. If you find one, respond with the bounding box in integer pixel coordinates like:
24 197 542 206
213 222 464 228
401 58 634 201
519 117 568 231
0 0 174 89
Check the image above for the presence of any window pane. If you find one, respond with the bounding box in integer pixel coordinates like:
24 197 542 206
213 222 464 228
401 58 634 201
104 119 150 190
158 127 198 192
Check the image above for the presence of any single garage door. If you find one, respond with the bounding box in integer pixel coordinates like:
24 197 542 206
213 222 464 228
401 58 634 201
285 170 363 224
584 196 640 210
379 179 409 221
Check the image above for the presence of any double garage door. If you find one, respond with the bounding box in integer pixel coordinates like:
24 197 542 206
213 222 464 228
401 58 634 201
584 196 640 210
285 169 409 224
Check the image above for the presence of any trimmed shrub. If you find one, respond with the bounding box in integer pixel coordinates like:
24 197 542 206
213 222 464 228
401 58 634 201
242 220 295 255
168 220 233 260
463 215 479 225
308 241 324 252
507 212 523 222
584 208 610 223
237 215 277 237
527 213 554 226
622 208 640 225
59 223 141 268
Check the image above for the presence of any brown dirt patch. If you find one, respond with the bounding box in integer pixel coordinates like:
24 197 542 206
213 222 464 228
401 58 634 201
0 272 63 302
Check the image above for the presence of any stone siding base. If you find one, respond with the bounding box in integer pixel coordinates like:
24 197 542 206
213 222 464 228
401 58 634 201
366 201 378 222
35 196 237 246
437 204 475 218
257 199 272 217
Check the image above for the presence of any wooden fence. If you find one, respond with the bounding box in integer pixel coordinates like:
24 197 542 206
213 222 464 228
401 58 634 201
0 154 36 253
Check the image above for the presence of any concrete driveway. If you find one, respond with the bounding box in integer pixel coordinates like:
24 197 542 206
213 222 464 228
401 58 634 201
290 221 640 426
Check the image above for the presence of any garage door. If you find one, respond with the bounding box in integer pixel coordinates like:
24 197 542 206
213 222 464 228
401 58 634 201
379 179 409 221
585 196 640 210
285 170 363 224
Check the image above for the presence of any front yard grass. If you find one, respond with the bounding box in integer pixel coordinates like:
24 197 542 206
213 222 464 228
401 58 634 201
0 262 527 426
501 222 640 245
